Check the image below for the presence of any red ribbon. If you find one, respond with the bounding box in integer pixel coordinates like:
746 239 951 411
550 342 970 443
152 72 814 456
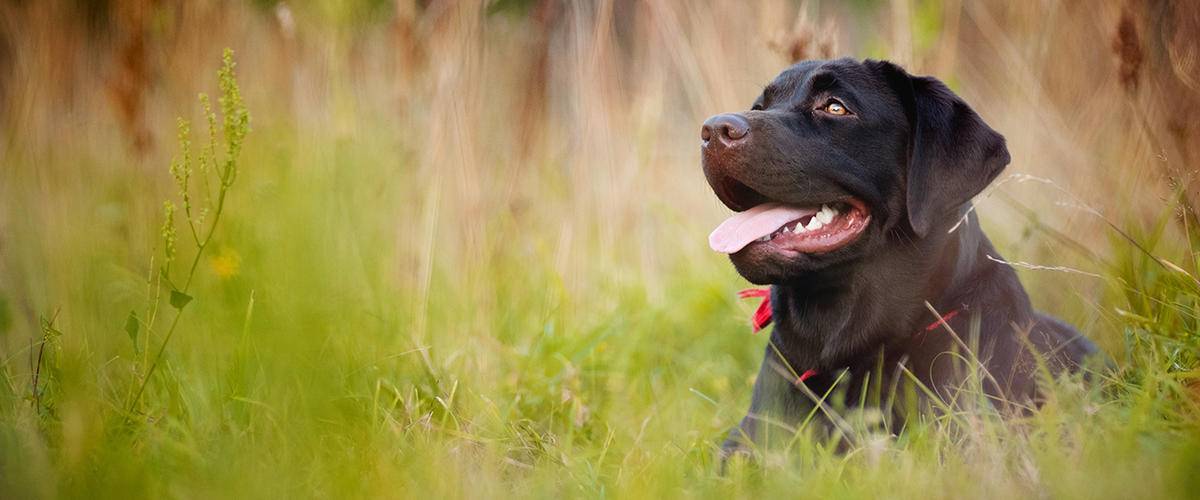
737 288 774 333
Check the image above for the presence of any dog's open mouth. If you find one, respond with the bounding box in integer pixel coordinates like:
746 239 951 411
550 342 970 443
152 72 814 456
708 199 871 255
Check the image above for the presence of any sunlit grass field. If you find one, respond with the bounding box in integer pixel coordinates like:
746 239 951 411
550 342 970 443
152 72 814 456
2 1 1200 498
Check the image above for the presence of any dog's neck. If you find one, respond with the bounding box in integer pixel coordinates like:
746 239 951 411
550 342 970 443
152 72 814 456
768 211 1012 371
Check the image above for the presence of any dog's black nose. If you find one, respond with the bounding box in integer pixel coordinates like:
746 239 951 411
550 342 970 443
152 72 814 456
702 113 750 148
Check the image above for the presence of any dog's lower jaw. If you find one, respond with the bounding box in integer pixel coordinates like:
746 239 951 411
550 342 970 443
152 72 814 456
727 235 877 286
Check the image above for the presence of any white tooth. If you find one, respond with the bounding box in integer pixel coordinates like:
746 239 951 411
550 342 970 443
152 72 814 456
758 235 770 242
817 208 834 224
792 223 806 233
807 218 824 231
781 226 791 233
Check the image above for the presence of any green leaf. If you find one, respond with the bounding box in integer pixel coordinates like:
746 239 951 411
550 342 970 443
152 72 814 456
170 290 193 310
124 310 140 353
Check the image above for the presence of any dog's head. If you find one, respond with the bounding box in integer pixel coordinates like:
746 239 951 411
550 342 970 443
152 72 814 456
703 58 1009 284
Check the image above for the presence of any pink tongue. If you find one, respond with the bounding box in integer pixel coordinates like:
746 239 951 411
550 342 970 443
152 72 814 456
708 203 818 254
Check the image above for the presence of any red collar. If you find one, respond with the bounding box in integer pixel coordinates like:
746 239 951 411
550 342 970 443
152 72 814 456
738 287 962 383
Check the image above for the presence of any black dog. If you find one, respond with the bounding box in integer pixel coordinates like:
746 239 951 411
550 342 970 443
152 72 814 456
701 58 1100 456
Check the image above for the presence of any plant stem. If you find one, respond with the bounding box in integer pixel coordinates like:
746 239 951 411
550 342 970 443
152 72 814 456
125 182 230 420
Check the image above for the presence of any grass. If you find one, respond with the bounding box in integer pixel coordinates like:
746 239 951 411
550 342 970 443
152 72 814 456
2 1 1200 498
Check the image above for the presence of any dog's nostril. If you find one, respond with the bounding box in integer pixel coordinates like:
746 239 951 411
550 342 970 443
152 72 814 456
702 113 750 146
723 123 748 140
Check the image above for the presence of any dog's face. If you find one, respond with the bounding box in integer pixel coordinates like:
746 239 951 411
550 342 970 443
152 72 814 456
702 58 1010 284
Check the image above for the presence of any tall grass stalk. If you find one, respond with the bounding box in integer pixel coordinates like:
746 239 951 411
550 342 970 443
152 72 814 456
124 48 250 420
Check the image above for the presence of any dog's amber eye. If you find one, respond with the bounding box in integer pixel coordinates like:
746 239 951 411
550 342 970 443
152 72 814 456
824 100 848 116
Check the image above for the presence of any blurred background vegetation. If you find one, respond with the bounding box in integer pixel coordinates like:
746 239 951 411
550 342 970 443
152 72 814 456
1 0 1199 498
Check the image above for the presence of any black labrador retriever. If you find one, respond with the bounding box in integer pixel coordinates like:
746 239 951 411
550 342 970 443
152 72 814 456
701 58 1101 457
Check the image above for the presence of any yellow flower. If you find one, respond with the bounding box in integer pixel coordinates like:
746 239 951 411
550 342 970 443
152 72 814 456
209 246 241 279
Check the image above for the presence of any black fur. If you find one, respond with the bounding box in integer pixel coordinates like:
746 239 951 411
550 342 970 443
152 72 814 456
700 59 1102 458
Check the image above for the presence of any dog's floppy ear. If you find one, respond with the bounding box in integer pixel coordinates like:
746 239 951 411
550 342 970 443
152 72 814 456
869 60 1010 237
